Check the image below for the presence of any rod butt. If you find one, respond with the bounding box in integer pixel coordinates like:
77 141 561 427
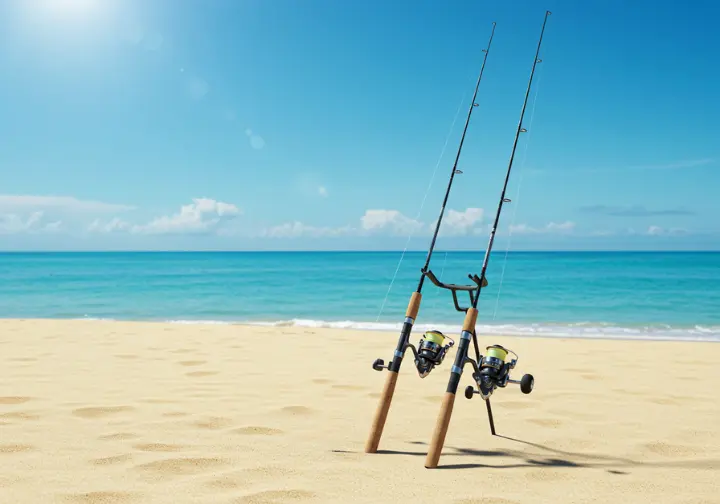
424 391 456 468
364 370 399 453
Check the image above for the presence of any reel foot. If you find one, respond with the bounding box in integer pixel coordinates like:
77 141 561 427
520 373 534 394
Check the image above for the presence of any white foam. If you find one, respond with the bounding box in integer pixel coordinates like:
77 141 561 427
240 319 720 343
68 316 720 343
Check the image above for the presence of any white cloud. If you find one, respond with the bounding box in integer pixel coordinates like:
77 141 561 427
88 198 241 236
318 186 328 197
0 195 134 236
360 209 424 235
646 225 687 236
262 221 353 238
509 221 576 234
0 195 134 213
433 207 484 236
88 217 133 234
0 210 64 234
264 207 485 239
131 198 241 235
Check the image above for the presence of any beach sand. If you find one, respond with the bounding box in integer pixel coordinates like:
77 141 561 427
0 319 718 504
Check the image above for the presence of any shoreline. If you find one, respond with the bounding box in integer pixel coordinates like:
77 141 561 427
1 316 718 343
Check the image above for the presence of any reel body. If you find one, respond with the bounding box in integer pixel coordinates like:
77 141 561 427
414 330 454 378
371 330 455 379
466 344 534 400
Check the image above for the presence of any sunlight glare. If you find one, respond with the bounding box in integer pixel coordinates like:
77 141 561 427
35 0 102 21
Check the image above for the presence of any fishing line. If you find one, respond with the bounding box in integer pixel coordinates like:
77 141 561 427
491 61 545 321
375 90 468 323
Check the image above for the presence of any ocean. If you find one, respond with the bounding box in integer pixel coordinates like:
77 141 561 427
0 251 718 342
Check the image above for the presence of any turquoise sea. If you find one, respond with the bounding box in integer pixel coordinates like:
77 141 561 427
0 251 718 342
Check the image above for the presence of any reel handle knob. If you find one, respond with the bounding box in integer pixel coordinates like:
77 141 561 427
372 358 388 372
464 385 476 400
520 373 534 394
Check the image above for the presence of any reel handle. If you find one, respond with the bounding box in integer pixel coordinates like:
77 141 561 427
508 374 534 394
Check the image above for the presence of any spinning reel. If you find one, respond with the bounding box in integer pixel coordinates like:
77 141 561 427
464 344 534 400
372 330 454 378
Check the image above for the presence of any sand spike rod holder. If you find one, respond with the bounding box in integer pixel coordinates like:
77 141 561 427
424 10 551 470
364 21 497 455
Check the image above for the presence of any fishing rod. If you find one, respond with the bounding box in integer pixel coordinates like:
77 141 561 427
364 22 497 455
417 21 497 293
425 10 552 470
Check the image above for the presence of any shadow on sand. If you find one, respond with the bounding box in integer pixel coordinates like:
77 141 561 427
333 435 718 473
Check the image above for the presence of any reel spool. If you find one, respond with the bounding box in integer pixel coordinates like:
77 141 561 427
414 330 454 378
465 344 534 400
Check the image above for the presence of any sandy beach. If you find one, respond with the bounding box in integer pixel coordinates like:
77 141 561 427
0 319 718 504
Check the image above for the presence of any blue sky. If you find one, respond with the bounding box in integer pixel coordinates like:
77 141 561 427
0 0 718 251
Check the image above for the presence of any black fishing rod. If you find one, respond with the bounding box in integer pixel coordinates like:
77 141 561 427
365 22 497 455
417 21 497 293
425 10 552 470
472 12 551 304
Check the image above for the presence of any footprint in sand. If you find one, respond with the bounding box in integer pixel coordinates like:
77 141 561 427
133 457 229 478
312 379 333 385
133 443 188 453
647 396 683 405
192 416 235 430
162 411 189 418
641 442 699 457
0 443 35 454
0 396 32 405
235 489 316 503
367 392 381 398
186 371 218 377
580 373 602 381
281 406 314 415
170 349 195 354
0 411 40 421
179 360 207 367
90 454 133 466
234 426 284 436
114 354 139 360
455 499 520 504
527 418 563 428
525 468 572 482
98 432 139 441
73 406 134 419
59 491 139 503
244 465 296 478
205 472 250 491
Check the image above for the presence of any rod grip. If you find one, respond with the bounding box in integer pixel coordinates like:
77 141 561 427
424 391 456 468
462 307 478 332
364 370 399 453
405 292 422 320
